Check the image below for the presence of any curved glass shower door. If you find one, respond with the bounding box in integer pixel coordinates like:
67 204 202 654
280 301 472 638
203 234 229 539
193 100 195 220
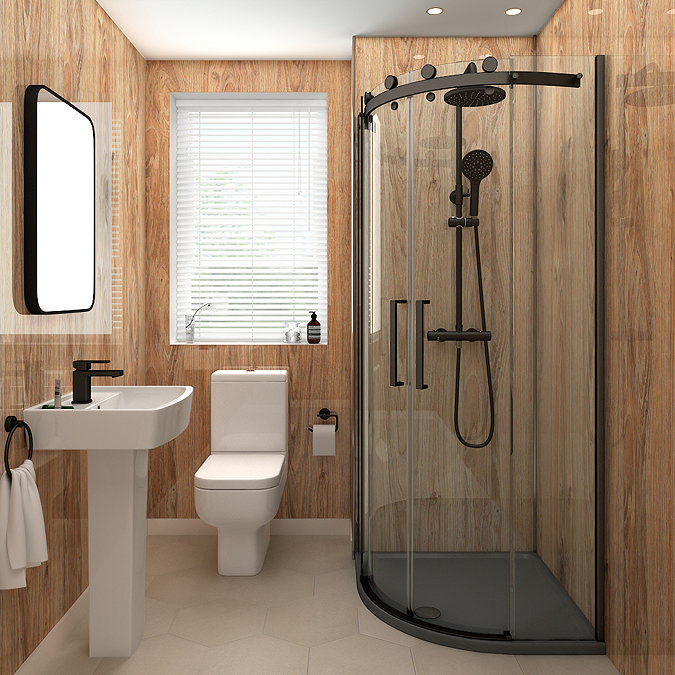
359 64 513 638
357 55 604 653
359 97 411 617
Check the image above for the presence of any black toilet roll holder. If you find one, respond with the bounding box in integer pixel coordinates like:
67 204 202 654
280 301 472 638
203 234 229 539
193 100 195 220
308 408 338 433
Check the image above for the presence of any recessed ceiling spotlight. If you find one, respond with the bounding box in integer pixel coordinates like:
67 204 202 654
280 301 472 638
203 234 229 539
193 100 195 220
413 54 426 60
588 8 603 15
505 8 522 15
426 7 444 15
668 7 675 13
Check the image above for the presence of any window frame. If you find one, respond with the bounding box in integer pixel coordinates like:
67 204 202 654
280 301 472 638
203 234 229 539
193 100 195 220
169 92 328 345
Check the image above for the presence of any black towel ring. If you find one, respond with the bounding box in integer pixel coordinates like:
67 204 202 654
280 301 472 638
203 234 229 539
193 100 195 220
4 416 33 483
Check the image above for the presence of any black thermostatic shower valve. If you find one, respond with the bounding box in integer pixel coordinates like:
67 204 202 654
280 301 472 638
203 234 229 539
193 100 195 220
427 329 492 342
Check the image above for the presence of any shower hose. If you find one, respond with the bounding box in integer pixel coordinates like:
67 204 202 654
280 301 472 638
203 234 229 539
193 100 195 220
454 225 495 448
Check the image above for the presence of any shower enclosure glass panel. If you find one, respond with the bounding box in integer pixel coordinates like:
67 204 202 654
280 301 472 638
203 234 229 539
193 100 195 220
357 55 603 653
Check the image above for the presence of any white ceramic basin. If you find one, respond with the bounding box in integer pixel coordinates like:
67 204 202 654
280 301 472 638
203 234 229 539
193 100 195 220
24 385 193 450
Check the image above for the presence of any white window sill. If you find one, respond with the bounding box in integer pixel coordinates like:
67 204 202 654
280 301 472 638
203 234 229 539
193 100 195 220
170 341 328 347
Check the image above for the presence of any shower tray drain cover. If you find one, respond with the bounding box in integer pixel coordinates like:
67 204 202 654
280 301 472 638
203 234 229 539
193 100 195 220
414 606 441 620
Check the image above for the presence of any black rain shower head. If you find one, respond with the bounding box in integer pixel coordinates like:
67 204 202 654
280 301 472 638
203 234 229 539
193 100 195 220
462 150 493 217
443 86 506 108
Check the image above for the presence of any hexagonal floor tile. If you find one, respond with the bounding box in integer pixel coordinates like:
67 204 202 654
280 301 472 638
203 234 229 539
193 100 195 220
144 597 179 639
357 607 421 647
145 540 211 577
309 634 415 674
411 641 523 675
94 634 208 675
264 535 352 575
199 635 308 674
264 593 358 647
314 566 362 606
145 565 232 607
171 598 267 647
218 565 315 608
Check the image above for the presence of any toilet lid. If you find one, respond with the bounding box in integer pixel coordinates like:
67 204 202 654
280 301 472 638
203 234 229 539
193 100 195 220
195 453 286 489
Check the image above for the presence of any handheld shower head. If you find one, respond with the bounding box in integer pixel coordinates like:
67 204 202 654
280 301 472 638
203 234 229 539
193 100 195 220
461 150 494 217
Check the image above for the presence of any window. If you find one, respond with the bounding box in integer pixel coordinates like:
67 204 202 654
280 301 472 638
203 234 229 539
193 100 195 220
171 93 328 343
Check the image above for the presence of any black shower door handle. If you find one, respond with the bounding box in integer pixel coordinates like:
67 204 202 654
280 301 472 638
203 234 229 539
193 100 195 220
389 299 406 386
416 300 430 390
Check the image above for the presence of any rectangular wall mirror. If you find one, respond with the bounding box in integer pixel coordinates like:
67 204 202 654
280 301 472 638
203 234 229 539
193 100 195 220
24 84 95 314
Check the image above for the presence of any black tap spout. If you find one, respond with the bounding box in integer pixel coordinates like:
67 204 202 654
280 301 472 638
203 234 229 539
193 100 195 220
72 360 124 404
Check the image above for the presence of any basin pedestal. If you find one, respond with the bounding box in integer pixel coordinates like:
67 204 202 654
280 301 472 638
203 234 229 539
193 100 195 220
88 448 149 657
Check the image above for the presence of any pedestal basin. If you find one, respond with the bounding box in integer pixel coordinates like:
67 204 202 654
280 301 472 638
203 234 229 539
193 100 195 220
24 386 193 658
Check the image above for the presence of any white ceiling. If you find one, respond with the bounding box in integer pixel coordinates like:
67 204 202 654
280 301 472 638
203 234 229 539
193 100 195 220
95 0 566 61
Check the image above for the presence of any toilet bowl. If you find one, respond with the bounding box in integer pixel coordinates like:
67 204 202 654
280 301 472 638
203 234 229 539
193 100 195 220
194 370 288 576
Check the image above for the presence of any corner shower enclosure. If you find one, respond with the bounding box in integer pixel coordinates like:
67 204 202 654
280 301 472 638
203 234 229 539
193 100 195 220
354 55 605 653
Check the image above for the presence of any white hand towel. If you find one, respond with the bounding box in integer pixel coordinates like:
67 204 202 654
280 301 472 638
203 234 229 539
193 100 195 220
0 471 26 589
6 466 27 570
13 460 47 567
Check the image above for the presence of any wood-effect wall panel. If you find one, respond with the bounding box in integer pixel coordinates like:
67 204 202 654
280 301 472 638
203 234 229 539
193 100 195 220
144 60 352 520
534 55 597 624
0 1 146 674
538 1 675 672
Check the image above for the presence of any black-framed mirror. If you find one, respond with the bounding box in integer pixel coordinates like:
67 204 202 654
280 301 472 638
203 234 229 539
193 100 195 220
24 84 95 314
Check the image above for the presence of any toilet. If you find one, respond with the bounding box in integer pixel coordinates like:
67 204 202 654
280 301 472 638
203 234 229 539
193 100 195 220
194 369 288 575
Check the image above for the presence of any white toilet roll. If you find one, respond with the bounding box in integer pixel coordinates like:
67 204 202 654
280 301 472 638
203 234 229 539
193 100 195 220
312 424 335 456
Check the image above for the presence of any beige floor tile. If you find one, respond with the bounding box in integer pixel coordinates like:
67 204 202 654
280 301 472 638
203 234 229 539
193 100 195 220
170 599 267 647
145 541 211 576
218 565 315 607
93 634 208 675
146 535 181 551
516 654 621 674
309 634 415 674
30 536 624 675
145 565 232 607
41 629 101 675
412 641 524 675
264 535 352 575
199 635 308 674
265 592 358 646
314 565 363 606
179 534 218 549
358 607 422 647
143 598 179 639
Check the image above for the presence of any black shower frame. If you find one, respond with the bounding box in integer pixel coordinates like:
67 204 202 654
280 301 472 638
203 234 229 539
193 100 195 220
362 68 582 117
352 55 606 655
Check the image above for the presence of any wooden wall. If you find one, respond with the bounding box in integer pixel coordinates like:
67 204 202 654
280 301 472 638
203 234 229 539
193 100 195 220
534 54 597 626
538 1 675 673
0 1 146 674
144 60 352 519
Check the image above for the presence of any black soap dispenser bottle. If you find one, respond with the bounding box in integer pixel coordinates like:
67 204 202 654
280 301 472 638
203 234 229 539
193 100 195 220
307 311 321 344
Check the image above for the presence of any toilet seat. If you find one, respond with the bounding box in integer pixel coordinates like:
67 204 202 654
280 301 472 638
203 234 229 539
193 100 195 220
195 452 286 490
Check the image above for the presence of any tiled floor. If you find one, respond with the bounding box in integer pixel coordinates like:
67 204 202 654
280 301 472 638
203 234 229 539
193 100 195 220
37 534 620 674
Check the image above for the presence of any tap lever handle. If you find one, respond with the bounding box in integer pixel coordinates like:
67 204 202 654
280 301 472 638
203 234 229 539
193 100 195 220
73 360 110 370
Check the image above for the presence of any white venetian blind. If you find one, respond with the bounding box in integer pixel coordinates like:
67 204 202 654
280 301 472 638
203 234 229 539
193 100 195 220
172 93 328 343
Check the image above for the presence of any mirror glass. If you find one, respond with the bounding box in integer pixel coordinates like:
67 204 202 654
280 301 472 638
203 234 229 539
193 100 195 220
24 85 95 314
